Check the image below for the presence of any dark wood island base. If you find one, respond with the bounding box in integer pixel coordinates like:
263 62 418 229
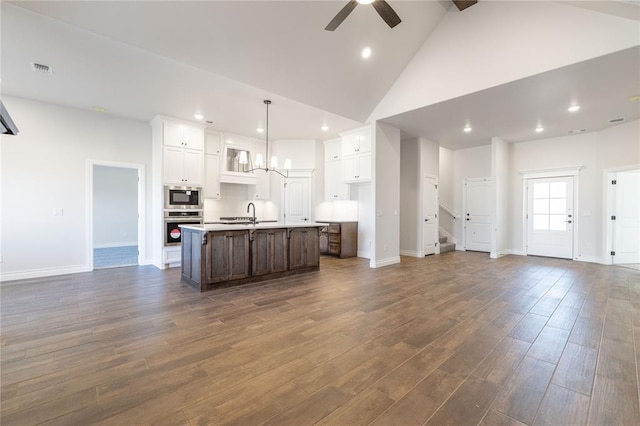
180 225 322 292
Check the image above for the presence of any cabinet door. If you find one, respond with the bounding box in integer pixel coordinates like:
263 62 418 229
206 232 230 284
183 150 203 185
289 228 319 270
342 156 358 182
163 146 186 184
250 172 271 200
228 231 250 280
357 130 371 153
357 152 372 181
163 122 183 148
325 160 349 201
341 134 359 156
205 132 221 155
204 154 221 199
182 126 204 150
251 229 288 275
324 139 342 162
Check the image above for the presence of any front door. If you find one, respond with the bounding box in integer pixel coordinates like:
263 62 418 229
283 177 311 224
527 176 574 259
612 170 640 264
464 178 492 252
423 177 438 255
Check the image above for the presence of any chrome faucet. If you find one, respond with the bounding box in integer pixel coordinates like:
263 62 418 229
247 202 256 224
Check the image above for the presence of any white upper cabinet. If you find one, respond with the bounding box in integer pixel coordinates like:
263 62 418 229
163 146 203 185
205 131 221 155
341 126 371 157
340 125 371 183
163 122 204 150
323 138 349 201
204 154 221 199
324 139 342 162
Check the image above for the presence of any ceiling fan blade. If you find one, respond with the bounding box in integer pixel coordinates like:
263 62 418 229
372 0 402 29
325 0 359 31
452 0 478 11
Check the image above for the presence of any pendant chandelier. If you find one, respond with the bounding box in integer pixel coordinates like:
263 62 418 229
239 100 291 178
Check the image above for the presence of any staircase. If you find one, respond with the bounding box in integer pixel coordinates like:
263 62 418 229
439 235 456 253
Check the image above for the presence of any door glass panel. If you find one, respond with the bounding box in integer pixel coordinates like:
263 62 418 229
549 182 566 198
534 183 549 198
533 214 549 230
534 199 549 214
549 199 566 214
549 215 566 231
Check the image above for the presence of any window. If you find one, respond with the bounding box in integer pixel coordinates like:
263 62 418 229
532 182 567 231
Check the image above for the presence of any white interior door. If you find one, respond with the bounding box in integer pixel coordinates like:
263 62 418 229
613 170 640 264
464 178 492 252
527 176 574 259
283 177 311 224
423 177 438 255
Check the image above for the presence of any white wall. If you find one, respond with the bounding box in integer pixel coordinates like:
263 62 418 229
400 139 420 255
509 119 640 262
93 165 138 247
370 1 640 121
491 137 510 258
1 96 152 280
372 122 401 267
352 182 373 258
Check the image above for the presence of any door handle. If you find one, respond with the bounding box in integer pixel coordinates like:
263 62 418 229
466 218 470 221
425 218 429 222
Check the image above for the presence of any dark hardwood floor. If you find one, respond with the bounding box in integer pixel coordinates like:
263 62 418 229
2 252 639 425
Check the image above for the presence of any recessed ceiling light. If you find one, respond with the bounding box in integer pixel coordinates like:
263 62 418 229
361 47 372 59
629 95 640 102
194 114 203 120
256 127 264 133
92 106 106 113
463 125 472 133
535 126 544 133
568 105 580 113
321 125 329 131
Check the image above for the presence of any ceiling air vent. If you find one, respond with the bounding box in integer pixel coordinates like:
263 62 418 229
608 117 625 124
568 128 588 134
30 62 53 75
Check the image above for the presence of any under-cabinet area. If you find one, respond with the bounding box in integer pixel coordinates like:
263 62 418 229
180 224 322 291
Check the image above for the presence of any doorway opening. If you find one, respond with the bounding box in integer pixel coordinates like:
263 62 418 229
87 160 145 270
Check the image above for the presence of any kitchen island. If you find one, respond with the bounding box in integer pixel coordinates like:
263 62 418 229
179 223 324 292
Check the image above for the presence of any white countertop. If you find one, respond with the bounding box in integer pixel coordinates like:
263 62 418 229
180 222 327 232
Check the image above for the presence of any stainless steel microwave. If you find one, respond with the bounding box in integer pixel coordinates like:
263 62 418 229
164 186 203 210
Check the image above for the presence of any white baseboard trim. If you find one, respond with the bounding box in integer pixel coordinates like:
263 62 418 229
370 256 401 268
508 249 526 256
400 249 423 258
490 249 510 259
575 256 604 264
93 242 138 249
357 250 370 259
0 264 91 283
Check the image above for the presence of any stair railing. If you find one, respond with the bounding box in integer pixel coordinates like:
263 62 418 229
439 203 459 219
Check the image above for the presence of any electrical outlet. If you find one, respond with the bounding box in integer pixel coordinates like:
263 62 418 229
383 244 387 251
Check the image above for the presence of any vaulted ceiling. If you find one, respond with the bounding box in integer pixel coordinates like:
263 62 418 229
2 1 639 146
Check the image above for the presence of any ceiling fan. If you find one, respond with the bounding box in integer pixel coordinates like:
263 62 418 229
324 0 478 31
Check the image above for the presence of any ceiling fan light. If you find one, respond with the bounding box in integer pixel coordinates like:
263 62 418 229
357 0 374 4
